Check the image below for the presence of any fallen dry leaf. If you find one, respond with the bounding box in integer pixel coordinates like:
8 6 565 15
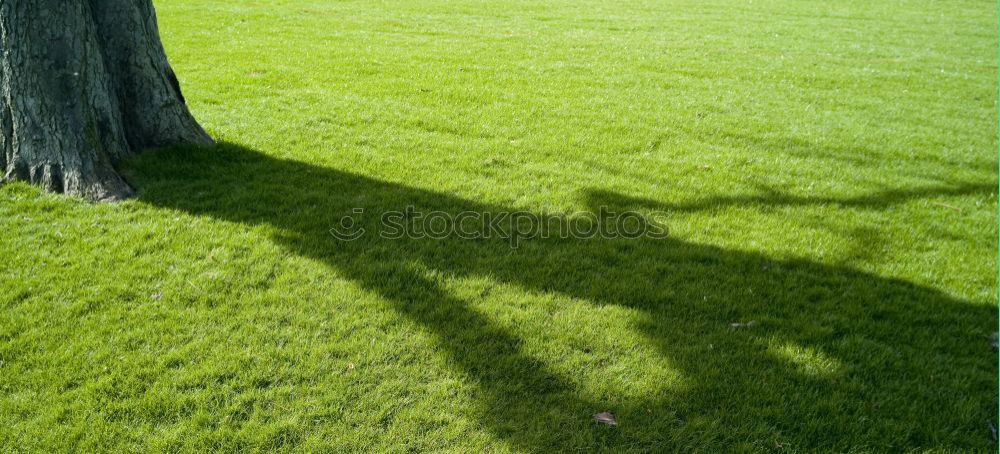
593 412 617 426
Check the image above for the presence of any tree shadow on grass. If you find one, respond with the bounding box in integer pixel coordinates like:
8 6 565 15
126 143 997 451
585 183 994 214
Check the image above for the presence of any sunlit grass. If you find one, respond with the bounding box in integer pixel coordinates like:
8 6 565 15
769 340 844 378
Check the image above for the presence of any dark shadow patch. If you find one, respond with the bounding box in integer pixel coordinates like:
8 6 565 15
125 143 997 450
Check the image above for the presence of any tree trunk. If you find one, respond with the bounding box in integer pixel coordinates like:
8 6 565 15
0 0 211 201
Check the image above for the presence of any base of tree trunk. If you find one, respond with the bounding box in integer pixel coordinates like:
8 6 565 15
0 0 212 202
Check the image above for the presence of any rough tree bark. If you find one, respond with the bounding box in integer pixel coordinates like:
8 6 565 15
0 0 211 201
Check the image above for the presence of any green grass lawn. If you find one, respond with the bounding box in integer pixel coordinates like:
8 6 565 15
2 0 998 451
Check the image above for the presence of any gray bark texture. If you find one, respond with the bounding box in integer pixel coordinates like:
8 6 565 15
0 0 211 201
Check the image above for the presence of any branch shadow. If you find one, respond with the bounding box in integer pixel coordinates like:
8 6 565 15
584 183 995 214
126 142 997 450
